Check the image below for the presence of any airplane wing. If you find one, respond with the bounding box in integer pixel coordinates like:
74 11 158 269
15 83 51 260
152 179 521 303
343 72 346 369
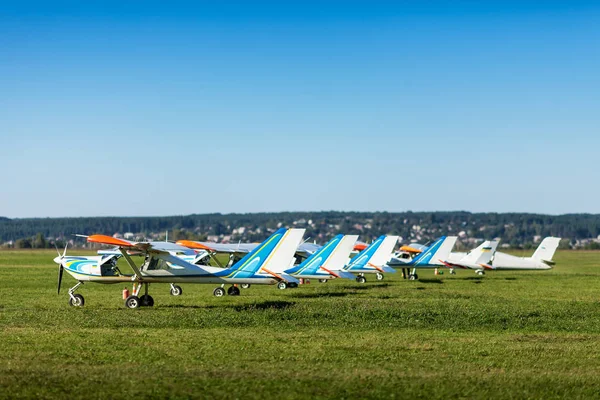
87 235 158 252
177 240 320 259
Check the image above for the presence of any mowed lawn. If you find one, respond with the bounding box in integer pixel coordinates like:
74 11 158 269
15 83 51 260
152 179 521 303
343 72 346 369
1 250 600 399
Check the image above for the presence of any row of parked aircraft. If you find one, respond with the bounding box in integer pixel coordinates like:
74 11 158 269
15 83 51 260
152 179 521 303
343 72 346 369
52 230 561 309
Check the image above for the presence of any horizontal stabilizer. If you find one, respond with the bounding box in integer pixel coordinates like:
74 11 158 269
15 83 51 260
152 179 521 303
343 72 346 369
278 272 300 284
335 270 357 280
380 265 396 273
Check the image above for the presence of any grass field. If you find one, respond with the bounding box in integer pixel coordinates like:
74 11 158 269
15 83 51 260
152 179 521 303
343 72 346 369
1 250 600 399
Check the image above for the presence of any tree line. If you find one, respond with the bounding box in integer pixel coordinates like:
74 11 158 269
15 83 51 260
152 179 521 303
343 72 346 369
2 211 600 248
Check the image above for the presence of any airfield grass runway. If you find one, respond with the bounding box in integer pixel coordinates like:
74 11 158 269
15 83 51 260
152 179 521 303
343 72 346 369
1 250 600 399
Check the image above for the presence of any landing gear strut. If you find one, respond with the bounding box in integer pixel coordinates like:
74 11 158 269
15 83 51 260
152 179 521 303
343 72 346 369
139 283 154 307
126 282 153 309
408 268 419 281
68 282 85 307
213 285 226 297
170 284 183 296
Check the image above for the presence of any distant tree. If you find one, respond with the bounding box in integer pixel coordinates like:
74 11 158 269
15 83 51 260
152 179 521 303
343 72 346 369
15 238 32 249
33 233 47 249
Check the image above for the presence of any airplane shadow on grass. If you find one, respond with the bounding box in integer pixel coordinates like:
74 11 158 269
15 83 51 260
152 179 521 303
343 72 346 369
160 300 296 311
414 279 443 284
458 277 485 283
289 284 391 299
289 291 352 299
230 300 296 311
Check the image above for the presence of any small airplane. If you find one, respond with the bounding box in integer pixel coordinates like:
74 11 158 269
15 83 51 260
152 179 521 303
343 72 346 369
53 228 305 308
344 235 399 283
284 234 358 284
175 239 320 267
386 236 458 280
441 240 499 275
459 236 561 271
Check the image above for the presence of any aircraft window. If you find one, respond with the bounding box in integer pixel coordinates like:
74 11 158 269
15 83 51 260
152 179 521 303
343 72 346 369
401 253 410 259
146 258 172 270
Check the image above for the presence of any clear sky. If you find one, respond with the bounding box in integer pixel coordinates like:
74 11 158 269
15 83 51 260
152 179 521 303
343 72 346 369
1 1 599 218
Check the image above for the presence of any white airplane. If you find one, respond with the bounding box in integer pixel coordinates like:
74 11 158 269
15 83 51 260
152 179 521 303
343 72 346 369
491 237 561 271
447 236 561 273
442 240 499 275
54 228 305 308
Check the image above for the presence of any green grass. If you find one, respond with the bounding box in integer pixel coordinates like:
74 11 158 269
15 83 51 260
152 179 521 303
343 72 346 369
1 250 600 399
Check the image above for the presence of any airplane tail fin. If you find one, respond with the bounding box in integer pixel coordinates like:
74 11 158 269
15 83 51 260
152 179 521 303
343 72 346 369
228 228 306 275
318 234 359 272
346 235 386 270
369 236 399 266
413 236 458 266
292 234 344 276
531 237 561 263
461 240 499 265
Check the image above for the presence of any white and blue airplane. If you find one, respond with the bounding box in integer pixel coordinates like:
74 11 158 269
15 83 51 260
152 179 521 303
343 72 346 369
53 228 305 308
283 234 358 285
344 235 399 283
386 236 458 280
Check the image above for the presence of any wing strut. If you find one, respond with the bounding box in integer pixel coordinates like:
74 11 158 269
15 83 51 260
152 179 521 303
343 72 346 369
119 249 143 281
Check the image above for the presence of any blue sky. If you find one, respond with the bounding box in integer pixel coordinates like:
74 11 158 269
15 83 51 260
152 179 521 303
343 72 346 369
1 1 599 217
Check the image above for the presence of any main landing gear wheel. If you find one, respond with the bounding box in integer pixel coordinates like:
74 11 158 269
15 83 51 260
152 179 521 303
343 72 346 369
140 294 154 307
319 279 328 283
240 283 251 289
68 294 85 307
288 282 298 289
213 287 226 297
375 272 384 281
277 281 288 290
125 295 141 309
356 276 366 284
449 269 456 275
408 274 419 281
476 270 485 276
227 286 241 296
170 285 183 296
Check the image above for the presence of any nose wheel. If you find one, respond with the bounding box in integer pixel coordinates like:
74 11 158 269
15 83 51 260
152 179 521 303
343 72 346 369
67 282 85 307
68 294 85 307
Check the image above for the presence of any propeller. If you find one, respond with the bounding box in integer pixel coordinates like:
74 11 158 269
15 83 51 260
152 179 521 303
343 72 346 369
53 242 68 294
